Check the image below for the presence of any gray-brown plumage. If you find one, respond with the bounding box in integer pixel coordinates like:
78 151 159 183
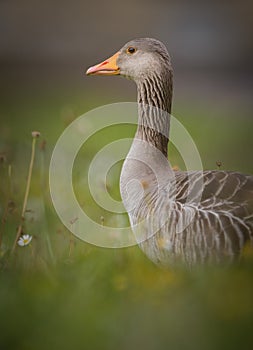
86 38 253 266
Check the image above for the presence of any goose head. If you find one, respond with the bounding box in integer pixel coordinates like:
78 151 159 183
86 38 173 157
86 38 172 83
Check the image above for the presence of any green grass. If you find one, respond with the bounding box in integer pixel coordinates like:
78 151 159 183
0 84 253 350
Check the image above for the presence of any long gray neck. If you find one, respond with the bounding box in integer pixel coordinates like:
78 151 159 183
136 70 173 158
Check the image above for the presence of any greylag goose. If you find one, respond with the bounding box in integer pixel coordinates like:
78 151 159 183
86 38 253 266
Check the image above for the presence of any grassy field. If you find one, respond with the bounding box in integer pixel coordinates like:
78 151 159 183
0 81 253 350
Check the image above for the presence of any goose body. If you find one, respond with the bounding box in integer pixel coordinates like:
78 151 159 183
86 38 253 265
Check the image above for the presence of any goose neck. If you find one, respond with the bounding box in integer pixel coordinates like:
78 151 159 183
136 72 173 158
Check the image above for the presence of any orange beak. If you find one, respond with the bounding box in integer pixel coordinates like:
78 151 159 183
86 52 120 76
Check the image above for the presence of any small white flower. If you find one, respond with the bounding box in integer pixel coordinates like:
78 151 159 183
17 234 33 247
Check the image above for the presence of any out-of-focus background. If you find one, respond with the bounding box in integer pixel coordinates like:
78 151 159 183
1 0 253 168
1 1 253 350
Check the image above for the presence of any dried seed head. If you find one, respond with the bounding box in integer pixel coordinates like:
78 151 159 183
70 217 78 225
32 131 40 138
216 161 222 169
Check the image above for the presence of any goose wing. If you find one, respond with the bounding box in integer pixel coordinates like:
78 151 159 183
171 170 253 261
139 171 253 265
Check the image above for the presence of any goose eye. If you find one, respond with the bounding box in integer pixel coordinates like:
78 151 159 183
127 47 136 55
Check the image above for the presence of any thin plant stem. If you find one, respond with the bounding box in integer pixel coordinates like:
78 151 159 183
21 137 37 218
11 133 39 254
40 140 55 263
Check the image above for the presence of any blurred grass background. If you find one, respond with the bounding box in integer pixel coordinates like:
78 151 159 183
1 1 253 349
